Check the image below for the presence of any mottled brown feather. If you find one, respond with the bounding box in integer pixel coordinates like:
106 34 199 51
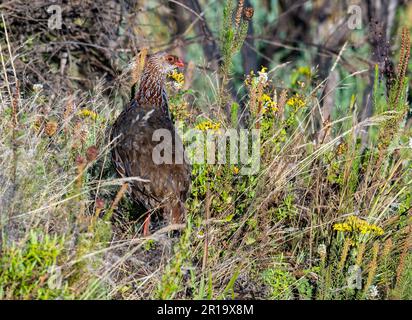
111 53 191 226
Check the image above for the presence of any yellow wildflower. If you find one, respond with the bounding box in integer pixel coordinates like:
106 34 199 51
261 93 278 113
78 109 98 121
258 66 268 83
333 215 384 236
287 94 306 110
195 120 221 132
169 101 191 120
297 66 311 77
244 71 255 86
245 66 270 87
169 70 185 89
370 225 384 236
233 166 240 175
333 222 352 233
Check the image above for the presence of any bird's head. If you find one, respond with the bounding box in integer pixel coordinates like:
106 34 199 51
135 51 185 104
146 52 184 75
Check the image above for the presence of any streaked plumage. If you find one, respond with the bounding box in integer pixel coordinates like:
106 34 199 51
111 52 191 235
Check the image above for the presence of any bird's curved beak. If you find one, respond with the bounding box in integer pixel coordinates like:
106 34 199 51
175 58 185 68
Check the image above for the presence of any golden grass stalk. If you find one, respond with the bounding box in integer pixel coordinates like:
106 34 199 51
89 198 105 232
277 89 288 119
381 237 393 261
109 183 129 213
395 224 412 290
381 237 393 296
338 237 352 271
363 241 380 296
63 95 74 132
356 242 366 266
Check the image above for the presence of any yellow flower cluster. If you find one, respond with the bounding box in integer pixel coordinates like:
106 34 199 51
78 109 98 121
169 101 191 120
333 216 384 236
195 120 221 132
333 223 352 232
261 93 278 113
169 70 185 89
297 66 311 77
287 94 306 110
257 66 268 83
244 66 269 87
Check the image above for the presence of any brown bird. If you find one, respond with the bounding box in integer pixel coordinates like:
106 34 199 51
111 52 191 235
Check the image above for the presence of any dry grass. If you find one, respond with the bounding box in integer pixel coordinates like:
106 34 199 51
0 1 411 300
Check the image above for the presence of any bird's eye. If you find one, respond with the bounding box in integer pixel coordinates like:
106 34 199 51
166 56 175 63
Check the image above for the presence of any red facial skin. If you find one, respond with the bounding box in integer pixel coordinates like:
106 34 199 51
174 58 184 68
166 55 185 68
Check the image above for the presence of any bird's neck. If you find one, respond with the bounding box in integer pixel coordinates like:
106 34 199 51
135 67 167 106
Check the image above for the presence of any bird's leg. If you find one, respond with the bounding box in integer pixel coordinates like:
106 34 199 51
143 213 151 236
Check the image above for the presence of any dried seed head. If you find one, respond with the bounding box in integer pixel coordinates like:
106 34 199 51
243 7 254 21
95 198 105 209
33 83 43 92
382 238 393 258
45 121 58 137
86 145 99 162
79 129 88 143
317 244 327 258
75 155 86 167
235 0 245 27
